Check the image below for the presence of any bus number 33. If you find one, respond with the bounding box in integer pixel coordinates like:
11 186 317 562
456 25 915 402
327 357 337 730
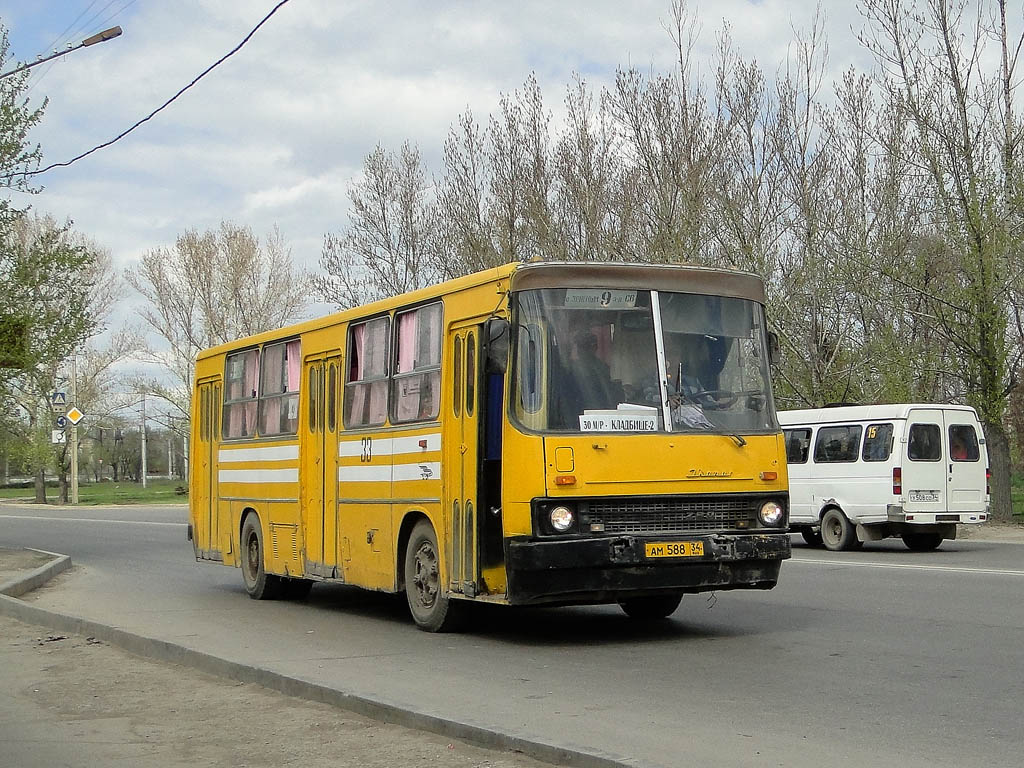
361 436 373 462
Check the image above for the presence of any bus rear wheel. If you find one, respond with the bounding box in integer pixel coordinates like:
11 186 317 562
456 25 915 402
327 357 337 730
404 520 462 632
240 513 281 600
820 508 857 552
902 532 943 551
619 594 683 620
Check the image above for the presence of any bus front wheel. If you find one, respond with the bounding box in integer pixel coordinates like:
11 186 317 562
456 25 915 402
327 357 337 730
404 520 462 632
619 594 683 620
240 513 281 600
820 508 858 552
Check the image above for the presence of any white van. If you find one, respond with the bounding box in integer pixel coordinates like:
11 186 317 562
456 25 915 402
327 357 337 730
779 404 989 551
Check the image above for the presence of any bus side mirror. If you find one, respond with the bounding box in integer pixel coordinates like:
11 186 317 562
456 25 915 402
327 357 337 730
485 317 510 374
767 331 780 366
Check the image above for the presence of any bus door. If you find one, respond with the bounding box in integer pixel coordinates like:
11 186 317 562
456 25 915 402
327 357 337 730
447 325 480 596
194 377 221 558
302 354 342 578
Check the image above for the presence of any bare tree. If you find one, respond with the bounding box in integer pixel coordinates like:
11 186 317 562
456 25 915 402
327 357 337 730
127 222 310 423
317 143 441 308
858 0 1024 519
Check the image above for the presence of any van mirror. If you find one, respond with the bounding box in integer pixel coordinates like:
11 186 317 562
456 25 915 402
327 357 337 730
767 331 780 366
485 317 510 374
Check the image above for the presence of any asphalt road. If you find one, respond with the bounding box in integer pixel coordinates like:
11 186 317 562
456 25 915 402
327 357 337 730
1 502 1023 768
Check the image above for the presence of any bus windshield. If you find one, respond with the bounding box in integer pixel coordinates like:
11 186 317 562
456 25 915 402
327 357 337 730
512 287 777 434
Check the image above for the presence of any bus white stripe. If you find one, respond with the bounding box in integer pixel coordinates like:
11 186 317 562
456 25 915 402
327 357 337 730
338 465 392 482
218 468 298 483
393 462 442 482
338 433 440 458
219 445 298 463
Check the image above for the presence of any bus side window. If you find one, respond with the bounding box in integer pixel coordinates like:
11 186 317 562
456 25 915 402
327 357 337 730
783 428 811 463
862 423 894 462
908 423 941 461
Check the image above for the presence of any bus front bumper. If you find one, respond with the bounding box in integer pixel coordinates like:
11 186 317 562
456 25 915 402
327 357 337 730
504 532 791 606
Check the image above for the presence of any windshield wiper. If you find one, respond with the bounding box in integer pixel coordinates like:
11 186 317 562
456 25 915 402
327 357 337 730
727 433 747 447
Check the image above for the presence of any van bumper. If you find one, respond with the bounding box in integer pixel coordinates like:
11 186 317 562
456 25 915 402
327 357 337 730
504 532 790 606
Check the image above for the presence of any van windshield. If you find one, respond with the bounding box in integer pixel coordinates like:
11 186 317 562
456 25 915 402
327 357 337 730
511 288 777 434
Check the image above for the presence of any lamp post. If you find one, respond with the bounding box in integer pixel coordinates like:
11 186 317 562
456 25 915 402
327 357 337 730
0 26 123 80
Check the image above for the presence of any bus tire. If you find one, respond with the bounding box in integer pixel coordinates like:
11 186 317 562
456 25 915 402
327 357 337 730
240 513 281 600
902 532 943 551
619 594 683 620
404 520 462 632
820 508 857 552
800 529 824 547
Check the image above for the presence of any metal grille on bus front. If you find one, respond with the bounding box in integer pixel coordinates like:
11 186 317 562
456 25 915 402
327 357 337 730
586 498 759 534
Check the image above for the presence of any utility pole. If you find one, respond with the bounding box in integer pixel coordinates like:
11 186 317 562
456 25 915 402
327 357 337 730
71 355 79 505
140 392 148 489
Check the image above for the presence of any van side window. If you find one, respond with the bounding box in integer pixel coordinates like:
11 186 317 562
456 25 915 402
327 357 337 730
949 424 980 462
784 428 811 463
813 425 862 463
862 423 894 462
908 423 941 461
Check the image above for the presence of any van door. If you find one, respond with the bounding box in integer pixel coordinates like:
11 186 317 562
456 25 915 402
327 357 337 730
904 409 946 512
945 415 986 515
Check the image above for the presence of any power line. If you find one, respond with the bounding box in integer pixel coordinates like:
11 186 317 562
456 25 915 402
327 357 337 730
5 0 293 181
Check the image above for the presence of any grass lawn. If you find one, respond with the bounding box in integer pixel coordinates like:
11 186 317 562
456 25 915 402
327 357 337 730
0 478 186 505
1013 473 1024 519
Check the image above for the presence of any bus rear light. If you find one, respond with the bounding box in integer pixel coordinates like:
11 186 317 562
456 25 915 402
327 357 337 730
893 467 902 495
986 467 991 496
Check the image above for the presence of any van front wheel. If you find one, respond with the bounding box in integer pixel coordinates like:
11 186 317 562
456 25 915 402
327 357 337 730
902 533 943 551
820 508 857 551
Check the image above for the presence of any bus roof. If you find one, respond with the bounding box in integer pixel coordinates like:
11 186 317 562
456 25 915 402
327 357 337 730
196 260 767 362
778 403 980 426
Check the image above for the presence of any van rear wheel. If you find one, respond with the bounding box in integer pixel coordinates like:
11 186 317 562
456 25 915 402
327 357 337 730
902 533 943 551
820 508 857 552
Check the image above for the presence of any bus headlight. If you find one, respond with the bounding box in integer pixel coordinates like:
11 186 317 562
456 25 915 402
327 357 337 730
758 500 785 527
549 505 575 532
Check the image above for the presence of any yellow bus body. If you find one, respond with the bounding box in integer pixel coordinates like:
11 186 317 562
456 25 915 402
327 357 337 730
189 262 791 630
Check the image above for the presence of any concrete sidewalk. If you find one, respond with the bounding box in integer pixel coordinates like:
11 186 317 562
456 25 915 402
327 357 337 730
0 548 561 768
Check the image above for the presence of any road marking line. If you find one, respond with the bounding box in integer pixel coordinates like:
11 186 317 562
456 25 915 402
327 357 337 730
0 515 184 527
790 557 1024 577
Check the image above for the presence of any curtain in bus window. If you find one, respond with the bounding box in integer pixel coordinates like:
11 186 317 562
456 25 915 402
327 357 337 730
948 424 980 461
224 349 258 439
259 341 300 436
346 317 389 427
393 304 442 422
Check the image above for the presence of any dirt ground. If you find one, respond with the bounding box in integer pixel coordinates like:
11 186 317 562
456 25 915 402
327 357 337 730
0 612 554 768
0 549 554 768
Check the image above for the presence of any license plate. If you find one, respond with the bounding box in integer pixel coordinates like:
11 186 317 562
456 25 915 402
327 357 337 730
645 541 704 558
909 491 940 503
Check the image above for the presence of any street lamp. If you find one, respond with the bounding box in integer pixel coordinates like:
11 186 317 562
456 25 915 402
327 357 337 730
0 26 123 80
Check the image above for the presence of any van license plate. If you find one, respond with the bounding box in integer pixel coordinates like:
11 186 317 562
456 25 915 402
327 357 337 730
645 541 704 558
909 491 939 503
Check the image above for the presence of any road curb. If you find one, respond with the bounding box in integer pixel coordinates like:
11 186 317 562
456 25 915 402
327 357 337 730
0 548 72 598
0 563 641 768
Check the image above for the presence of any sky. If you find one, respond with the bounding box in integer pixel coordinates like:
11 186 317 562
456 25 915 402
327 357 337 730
2 0 871 303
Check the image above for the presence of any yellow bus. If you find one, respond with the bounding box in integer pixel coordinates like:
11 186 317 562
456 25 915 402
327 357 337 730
188 262 791 631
